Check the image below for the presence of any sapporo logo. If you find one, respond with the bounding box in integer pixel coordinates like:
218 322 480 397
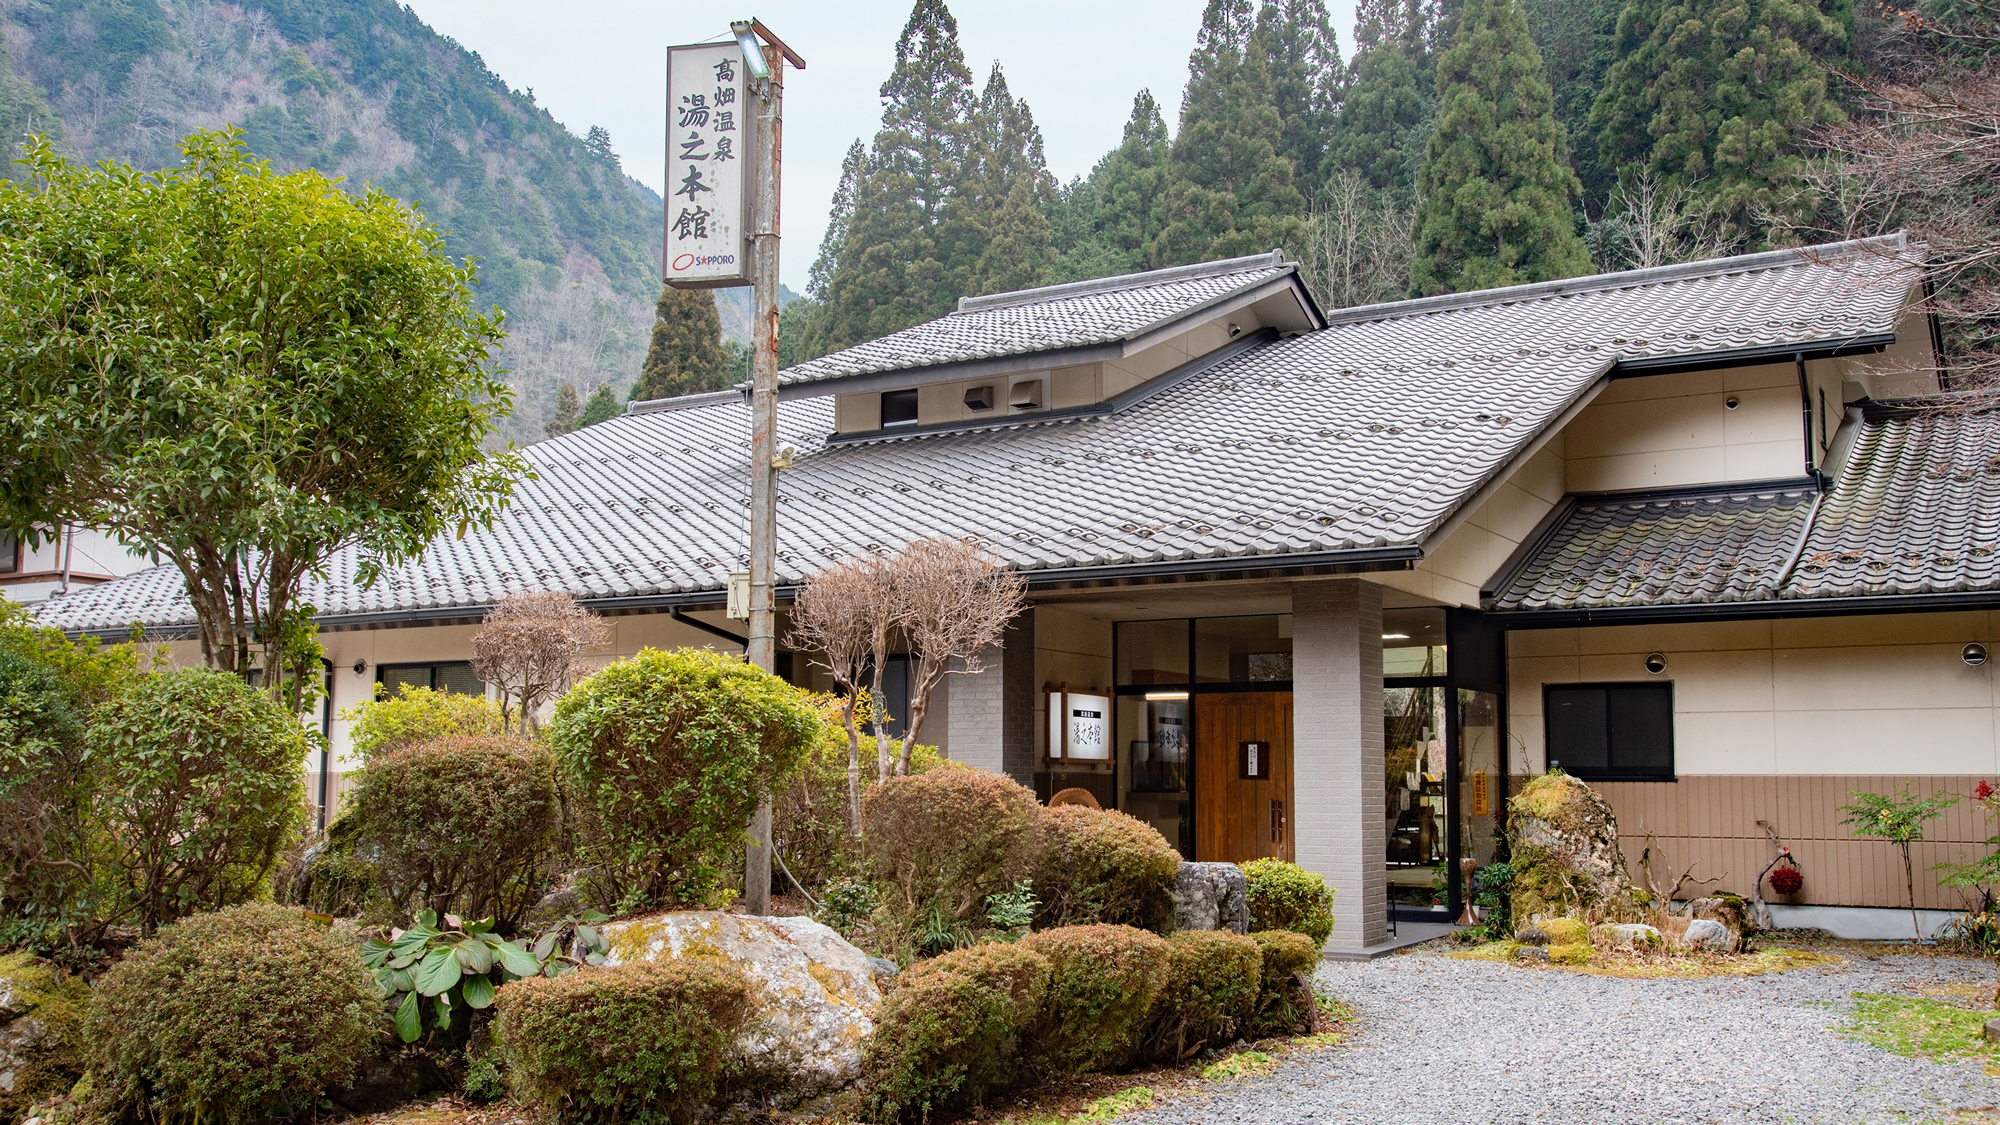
673 253 737 271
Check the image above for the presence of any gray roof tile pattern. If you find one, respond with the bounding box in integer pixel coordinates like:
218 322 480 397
777 254 1293 386
1490 407 2000 611
1489 486 1818 611
31 237 1924 635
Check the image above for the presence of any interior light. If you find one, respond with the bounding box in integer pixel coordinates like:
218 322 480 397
1382 632 1411 640
1145 692 1189 701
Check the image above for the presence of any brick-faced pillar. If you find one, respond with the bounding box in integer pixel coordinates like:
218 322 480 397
945 606 1035 789
1292 578 1386 953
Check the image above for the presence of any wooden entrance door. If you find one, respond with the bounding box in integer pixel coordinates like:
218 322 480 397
1194 692 1294 863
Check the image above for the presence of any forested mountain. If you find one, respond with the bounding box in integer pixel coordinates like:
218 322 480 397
0 0 699 444
785 0 1887 367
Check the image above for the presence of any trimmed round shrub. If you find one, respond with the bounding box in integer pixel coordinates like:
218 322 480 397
861 766 1040 938
1018 923 1171 1074
548 647 822 908
493 957 755 1124
1247 929 1320 1036
1241 858 1336 948
773 692 944 893
1141 930 1263 1062
87 903 380 1124
862 942 1050 1122
86 668 309 930
344 735 559 925
1030 805 1182 932
339 682 505 761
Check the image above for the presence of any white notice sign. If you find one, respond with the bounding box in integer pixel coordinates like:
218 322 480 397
1066 693 1111 761
664 42 755 287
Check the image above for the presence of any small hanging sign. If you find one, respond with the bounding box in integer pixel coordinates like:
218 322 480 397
664 40 758 288
1239 740 1272 780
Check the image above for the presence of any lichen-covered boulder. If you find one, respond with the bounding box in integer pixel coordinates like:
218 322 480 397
1682 918 1734 952
0 951 90 1121
1506 773 1643 930
1169 862 1249 934
1591 922 1663 951
601 911 881 1094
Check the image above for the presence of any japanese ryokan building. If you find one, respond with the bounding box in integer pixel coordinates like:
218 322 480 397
36 235 2000 955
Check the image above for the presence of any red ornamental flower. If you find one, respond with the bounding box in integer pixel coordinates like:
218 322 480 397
1977 780 1994 802
1770 865 1804 896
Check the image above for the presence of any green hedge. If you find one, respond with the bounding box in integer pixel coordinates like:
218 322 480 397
1247 929 1320 1036
861 766 1040 949
1018 924 1170 1074
494 957 754 1124
87 904 379 1125
1142 930 1263 1062
1241 858 1336 948
1030 805 1182 932
861 942 1050 1122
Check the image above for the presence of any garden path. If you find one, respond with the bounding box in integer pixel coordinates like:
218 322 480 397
1121 941 1998 1125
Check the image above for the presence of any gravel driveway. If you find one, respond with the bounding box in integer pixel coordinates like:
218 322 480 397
1125 941 1997 1125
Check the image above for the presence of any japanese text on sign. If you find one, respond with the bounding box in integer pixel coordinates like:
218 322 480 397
665 43 753 286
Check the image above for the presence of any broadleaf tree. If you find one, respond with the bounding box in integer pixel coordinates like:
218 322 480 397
0 129 523 695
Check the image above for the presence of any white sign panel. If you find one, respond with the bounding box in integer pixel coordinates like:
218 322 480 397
1065 692 1111 761
664 42 755 288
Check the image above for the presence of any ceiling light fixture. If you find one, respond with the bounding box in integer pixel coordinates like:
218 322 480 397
1145 692 1189 701
1382 632 1410 640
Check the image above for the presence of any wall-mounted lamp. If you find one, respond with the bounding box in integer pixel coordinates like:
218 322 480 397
1645 652 1667 674
731 20 771 80
352 659 369 676
1965 642 1989 667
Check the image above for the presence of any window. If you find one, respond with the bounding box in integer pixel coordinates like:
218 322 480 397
880 388 919 428
377 662 486 697
0 532 16 574
1544 682 1674 780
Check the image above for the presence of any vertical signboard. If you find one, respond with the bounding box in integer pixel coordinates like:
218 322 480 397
664 42 756 288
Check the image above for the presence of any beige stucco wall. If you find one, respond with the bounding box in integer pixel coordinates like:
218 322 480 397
1563 363 1807 493
1507 611 2000 777
1376 441 1568 609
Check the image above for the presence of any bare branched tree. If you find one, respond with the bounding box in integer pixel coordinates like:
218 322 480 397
786 557 878 833
892 538 1028 776
1594 171 1739 270
469 591 611 734
1775 2 2000 393
1294 170 1417 309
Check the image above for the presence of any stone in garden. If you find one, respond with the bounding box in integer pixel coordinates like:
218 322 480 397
1170 861 1250 934
601 911 881 1094
1505 774 1644 924
1537 916 1589 945
0 953 88 1119
1687 895 1750 944
1591 923 1663 950
1682 918 1734 952
1512 944 1551 963
1546 943 1593 965
1515 924 1551 946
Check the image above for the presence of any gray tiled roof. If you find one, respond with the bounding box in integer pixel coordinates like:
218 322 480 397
777 253 1295 387
1489 405 2000 612
32 237 1925 635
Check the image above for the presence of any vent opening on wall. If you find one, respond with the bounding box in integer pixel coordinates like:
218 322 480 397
881 388 920 428
964 385 995 411
1009 378 1045 414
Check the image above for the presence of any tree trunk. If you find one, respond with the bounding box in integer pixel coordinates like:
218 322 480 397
842 694 862 835
1902 842 1921 942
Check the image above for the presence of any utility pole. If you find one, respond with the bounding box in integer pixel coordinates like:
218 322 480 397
736 19 801 917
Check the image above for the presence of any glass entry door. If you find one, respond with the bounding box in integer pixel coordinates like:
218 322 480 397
1385 682 1451 912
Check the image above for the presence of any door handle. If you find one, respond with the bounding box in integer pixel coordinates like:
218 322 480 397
1270 798 1285 844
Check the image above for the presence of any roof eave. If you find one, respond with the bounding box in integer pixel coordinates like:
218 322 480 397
1486 588 2000 628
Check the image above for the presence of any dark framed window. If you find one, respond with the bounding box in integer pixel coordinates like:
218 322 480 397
0 533 16 574
377 662 485 697
1544 682 1674 781
880 388 919 428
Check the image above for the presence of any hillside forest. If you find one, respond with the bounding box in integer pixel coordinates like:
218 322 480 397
1 0 1990 432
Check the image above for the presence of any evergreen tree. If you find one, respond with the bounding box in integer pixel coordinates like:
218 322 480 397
578 383 621 428
973 177 1056 294
1154 0 1309 266
1589 0 1848 246
1409 0 1592 293
1089 91 1174 273
809 140 867 302
1322 0 1435 194
632 285 731 401
1254 0 1347 203
957 64 1056 295
545 382 580 439
817 0 977 352
1516 0 1625 206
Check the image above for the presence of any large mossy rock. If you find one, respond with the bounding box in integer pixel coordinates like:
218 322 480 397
1168 862 1249 934
600 910 881 1095
0 952 90 1123
1505 773 1643 928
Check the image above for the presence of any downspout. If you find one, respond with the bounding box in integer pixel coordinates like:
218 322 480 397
318 657 334 833
58 523 72 595
1795 353 1823 484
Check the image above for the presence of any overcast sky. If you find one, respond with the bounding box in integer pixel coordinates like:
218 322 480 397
406 0 1361 292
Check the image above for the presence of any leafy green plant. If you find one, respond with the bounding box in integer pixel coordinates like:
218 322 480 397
1842 784 1960 940
1030 805 1181 932
861 766 1040 948
1247 929 1320 1037
1141 930 1262 1063
83 667 309 934
862 942 1050 1122
917 904 973 958
340 683 507 761
986 880 1038 931
1018 924 1172 1075
88 904 379 1125
815 877 879 938
547 647 821 910
1240 858 1337 949
462 1055 507 1103
361 910 543 1044
494 958 755 1125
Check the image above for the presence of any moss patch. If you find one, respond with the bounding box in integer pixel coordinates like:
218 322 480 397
1844 993 2000 1061
1199 1050 1275 1082
1452 941 1842 978
0 951 94 1123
